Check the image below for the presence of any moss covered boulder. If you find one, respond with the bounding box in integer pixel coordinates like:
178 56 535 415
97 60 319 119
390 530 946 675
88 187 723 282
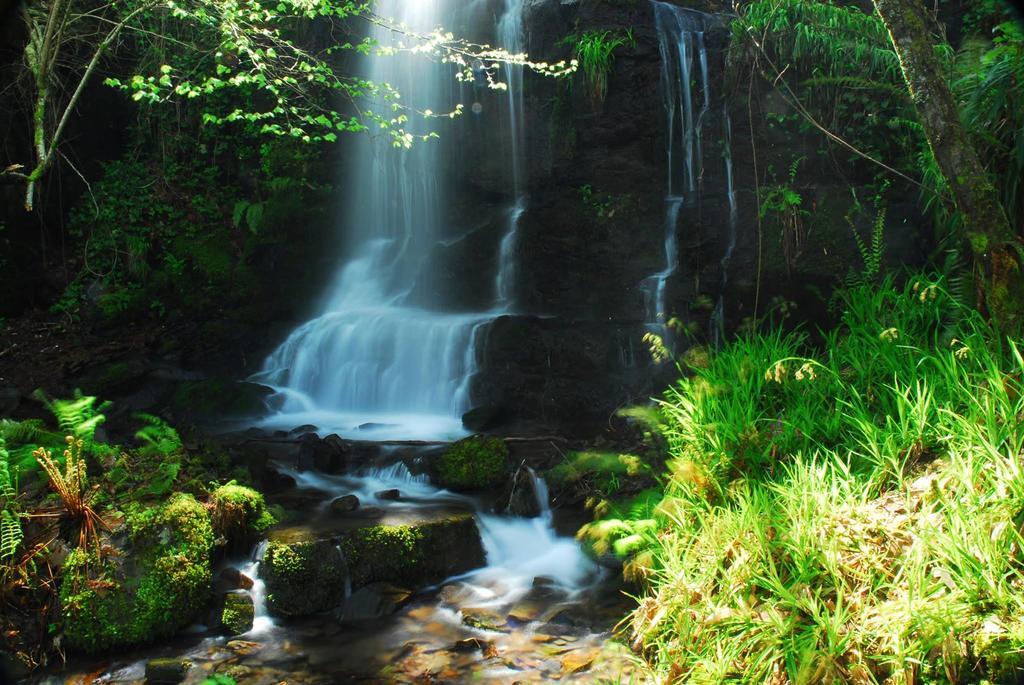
339 513 486 589
59 493 214 653
210 481 276 551
220 592 255 635
259 539 346 617
433 436 510 491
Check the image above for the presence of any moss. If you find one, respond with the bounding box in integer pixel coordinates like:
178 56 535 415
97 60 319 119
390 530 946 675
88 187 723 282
220 592 254 635
434 436 509 491
210 481 275 550
339 513 485 589
59 493 214 653
259 539 346 616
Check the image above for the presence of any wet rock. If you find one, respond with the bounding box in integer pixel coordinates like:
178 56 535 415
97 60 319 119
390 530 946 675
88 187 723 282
453 637 497 656
340 582 412 621
339 513 486 590
561 649 598 675
259 539 346 617
495 465 542 517
323 433 350 454
330 494 360 514
220 566 255 590
221 592 255 635
375 488 401 501
461 405 505 432
461 608 508 632
289 424 319 435
145 657 191 684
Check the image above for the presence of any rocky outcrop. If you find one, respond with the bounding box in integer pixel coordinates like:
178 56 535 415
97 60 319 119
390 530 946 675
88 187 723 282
259 538 347 617
260 511 487 616
339 513 486 590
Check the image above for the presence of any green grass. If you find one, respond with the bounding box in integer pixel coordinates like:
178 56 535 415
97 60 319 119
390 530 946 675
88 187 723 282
562 29 635 103
623 275 1024 683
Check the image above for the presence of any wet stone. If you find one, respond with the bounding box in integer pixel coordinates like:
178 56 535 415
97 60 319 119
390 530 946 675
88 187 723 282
461 608 508 632
220 566 255 590
221 592 255 635
376 488 402 500
340 582 412 621
145 658 191 684
330 494 360 514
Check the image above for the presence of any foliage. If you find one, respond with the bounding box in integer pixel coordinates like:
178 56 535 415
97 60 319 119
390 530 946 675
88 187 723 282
32 391 110 447
0 440 22 562
561 29 634 103
210 481 275 550
34 437 104 551
434 435 510 491
628 275 1024 682
60 493 214 653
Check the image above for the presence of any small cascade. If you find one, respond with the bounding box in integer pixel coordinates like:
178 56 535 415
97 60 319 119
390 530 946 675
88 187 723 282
493 0 528 310
710 105 739 347
646 2 732 352
251 0 495 441
240 540 273 635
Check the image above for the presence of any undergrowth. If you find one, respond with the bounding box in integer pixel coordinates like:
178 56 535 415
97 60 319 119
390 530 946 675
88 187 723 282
620 274 1024 683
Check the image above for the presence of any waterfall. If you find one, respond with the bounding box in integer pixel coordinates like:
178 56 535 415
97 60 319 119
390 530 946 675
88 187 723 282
645 2 732 352
710 105 738 347
494 0 528 309
252 0 529 440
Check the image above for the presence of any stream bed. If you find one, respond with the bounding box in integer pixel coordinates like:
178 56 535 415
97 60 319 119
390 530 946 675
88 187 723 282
41 442 644 684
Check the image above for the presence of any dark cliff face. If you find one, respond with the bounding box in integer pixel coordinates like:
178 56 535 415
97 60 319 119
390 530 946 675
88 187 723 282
445 0 929 434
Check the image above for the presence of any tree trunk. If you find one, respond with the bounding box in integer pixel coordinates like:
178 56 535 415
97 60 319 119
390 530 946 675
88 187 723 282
873 0 1023 329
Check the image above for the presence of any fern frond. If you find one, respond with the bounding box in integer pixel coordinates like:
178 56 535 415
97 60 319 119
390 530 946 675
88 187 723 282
33 390 110 443
0 509 23 561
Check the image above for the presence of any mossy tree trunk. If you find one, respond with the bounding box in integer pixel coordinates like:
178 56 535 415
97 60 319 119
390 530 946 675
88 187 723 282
873 0 1023 329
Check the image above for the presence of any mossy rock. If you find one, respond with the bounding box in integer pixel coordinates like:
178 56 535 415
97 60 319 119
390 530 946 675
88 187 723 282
59 493 214 653
259 539 346 617
220 592 254 635
433 436 510 491
210 481 275 551
339 513 486 590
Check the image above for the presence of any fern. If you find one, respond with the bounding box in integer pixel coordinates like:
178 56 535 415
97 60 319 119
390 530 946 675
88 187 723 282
0 440 22 563
0 418 58 447
134 413 181 447
0 439 14 502
33 390 111 444
0 510 22 561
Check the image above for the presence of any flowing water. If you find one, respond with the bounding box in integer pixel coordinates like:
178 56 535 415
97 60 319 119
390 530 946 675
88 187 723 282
250 0 510 441
644 2 732 352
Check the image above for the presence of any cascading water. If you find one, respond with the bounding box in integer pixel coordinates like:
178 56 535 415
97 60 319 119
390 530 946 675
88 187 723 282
645 2 731 351
494 0 528 309
253 0 533 439
710 105 738 347
252 0 493 440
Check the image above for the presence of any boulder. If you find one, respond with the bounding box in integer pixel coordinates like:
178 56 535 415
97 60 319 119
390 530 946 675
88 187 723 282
219 566 255 590
59 494 213 653
339 513 486 590
330 494 360 514
258 539 346 617
221 592 255 635
375 489 401 501
495 465 542 517
145 658 191 684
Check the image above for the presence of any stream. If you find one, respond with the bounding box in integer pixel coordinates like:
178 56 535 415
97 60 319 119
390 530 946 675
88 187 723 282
45 444 642 684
